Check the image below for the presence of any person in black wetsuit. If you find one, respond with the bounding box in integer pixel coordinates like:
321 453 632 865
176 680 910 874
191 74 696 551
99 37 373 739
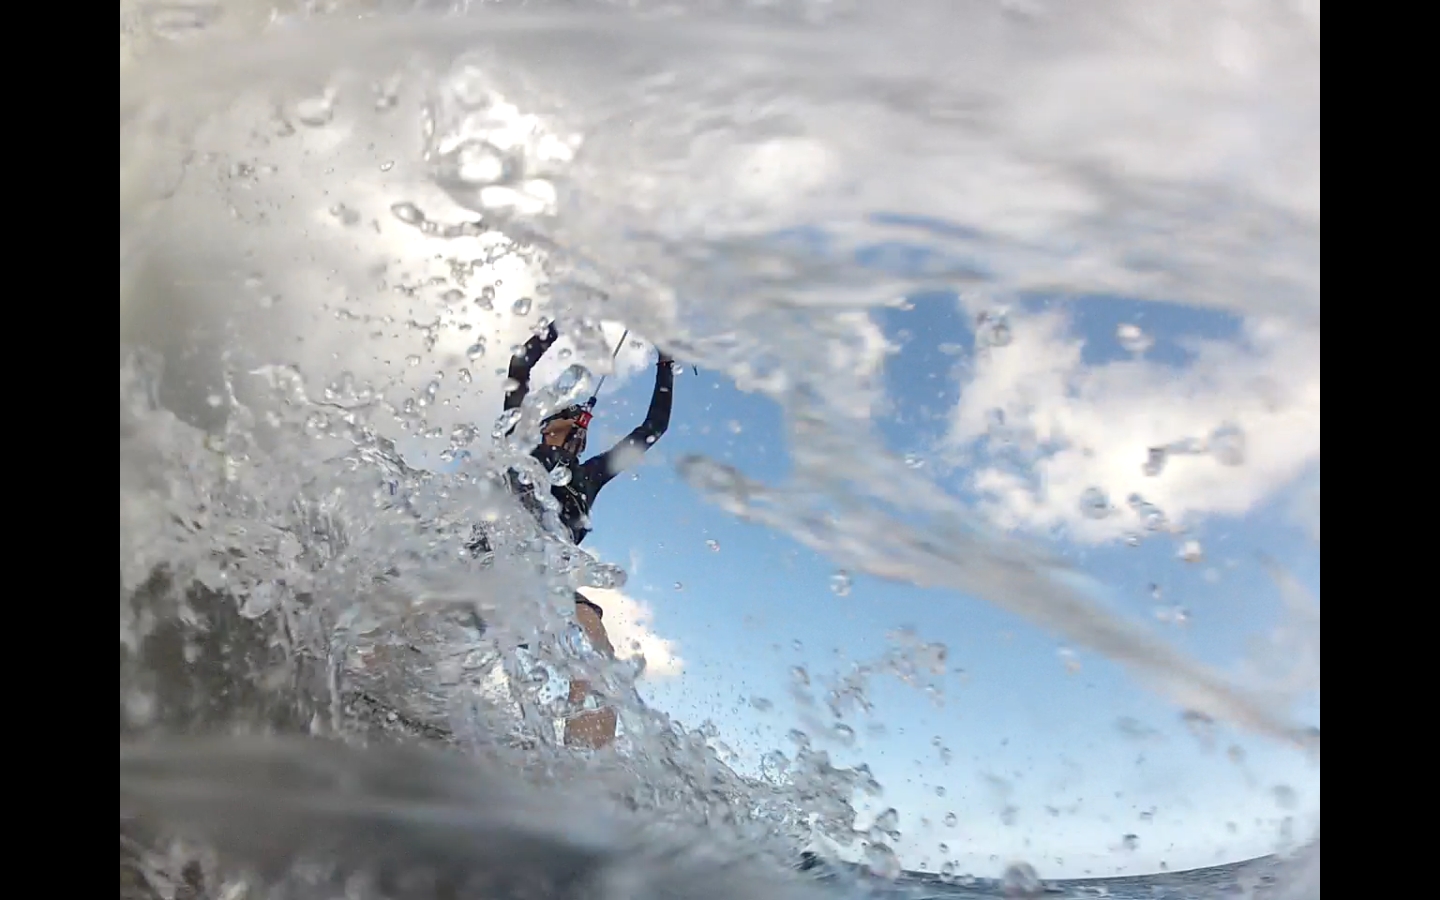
482 321 676 749
503 322 676 548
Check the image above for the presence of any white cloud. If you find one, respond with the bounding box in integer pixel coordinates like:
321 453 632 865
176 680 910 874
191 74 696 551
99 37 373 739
577 586 684 679
947 305 1320 543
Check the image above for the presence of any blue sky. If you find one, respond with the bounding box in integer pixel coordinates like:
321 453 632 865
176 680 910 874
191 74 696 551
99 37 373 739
418 289 1320 881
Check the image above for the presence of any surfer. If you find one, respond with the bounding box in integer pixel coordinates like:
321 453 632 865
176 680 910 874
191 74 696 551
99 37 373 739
473 321 676 749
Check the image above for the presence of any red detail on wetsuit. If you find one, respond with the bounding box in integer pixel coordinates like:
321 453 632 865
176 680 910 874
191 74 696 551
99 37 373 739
574 410 593 428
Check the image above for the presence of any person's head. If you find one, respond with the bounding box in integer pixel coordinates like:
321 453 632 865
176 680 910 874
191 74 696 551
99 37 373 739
539 405 592 457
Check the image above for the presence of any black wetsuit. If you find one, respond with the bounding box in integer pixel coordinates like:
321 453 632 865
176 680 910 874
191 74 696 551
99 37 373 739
504 323 674 546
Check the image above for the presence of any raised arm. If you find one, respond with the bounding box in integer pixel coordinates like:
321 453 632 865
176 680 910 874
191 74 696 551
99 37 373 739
504 322 559 412
586 353 675 489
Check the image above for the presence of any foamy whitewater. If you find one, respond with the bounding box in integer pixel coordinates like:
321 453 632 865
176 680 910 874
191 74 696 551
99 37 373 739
119 1 1319 897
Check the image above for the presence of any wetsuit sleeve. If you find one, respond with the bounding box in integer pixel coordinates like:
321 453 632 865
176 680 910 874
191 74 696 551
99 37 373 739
584 358 674 494
504 322 559 412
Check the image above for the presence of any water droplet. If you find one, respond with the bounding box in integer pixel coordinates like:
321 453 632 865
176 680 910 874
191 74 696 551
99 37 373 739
705 539 720 551
372 77 400 111
512 296 533 315
378 160 395 172
1178 539 1203 563
1272 784 1298 810
1127 493 1167 531
405 355 422 367
985 407 1007 437
904 452 925 469
1001 862 1042 896
749 696 773 712
863 843 901 880
944 812 958 827
727 420 743 434
294 91 335 127
1117 323 1153 354
440 288 464 306
938 842 950 855
328 203 361 226
492 407 522 439
934 785 947 797
830 570 853 596
448 62 494 108
1142 446 1166 477
976 310 1012 348
1124 532 1143 547
476 285 497 310
1057 647 1081 674
1121 834 1140 851
673 582 684 591
550 465 572 487
1210 422 1246 466
1079 486 1111 519
466 340 487 360
141 1 224 40
832 723 856 746
390 201 425 225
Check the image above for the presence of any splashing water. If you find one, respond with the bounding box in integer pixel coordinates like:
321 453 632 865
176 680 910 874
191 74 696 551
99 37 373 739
120 1 1318 898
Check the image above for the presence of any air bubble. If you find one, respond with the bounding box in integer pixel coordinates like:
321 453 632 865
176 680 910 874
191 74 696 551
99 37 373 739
458 368 473 384
830 570 853 596
476 285 497 310
378 160 395 172
832 723 856 746
706 539 720 551
749 696 773 712
673 582 684 591
1179 539 1203 563
550 465 572 487
944 812 958 827
405 355 422 367
466 340 487 360
512 296 533 315
1122 834 1140 851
